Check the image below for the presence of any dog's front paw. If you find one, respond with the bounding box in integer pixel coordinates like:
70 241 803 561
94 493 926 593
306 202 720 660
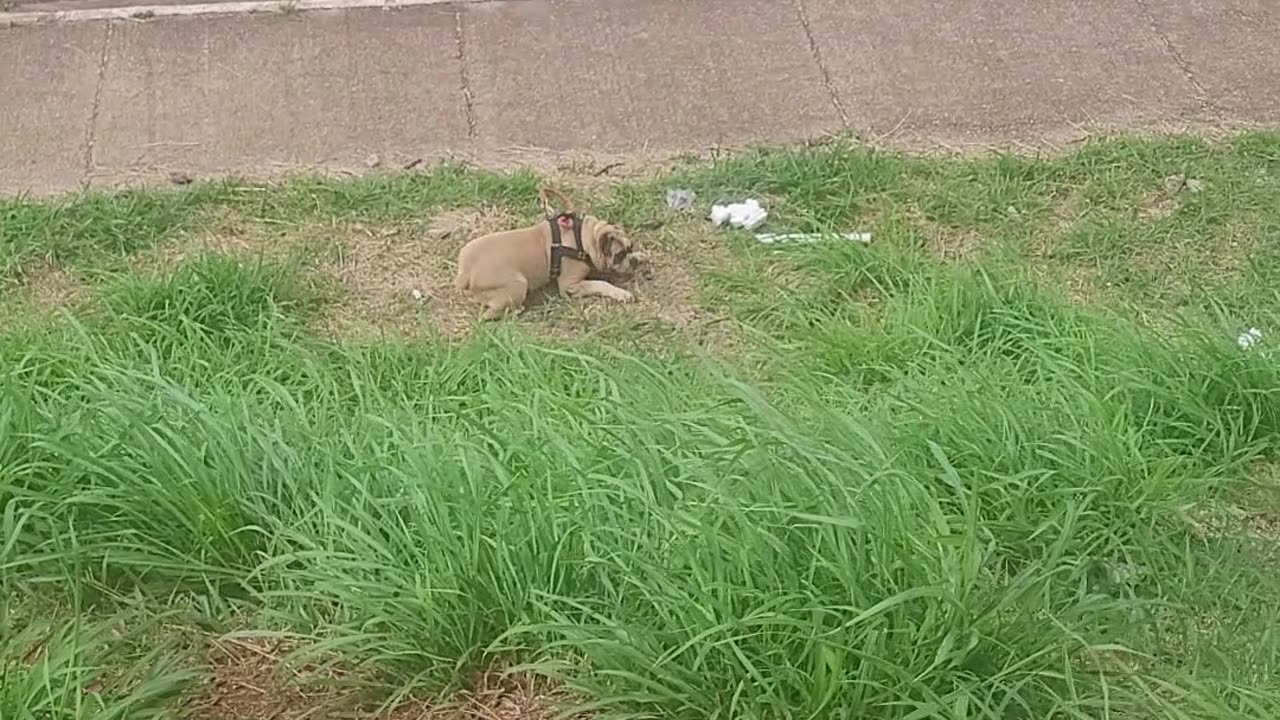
616 289 635 303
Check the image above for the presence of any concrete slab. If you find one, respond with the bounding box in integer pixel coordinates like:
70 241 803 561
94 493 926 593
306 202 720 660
1 0 467 25
462 0 840 152
1141 0 1280 118
802 0 1198 140
2 0 1276 198
91 6 468 186
0 22 103 195
7 0 244 12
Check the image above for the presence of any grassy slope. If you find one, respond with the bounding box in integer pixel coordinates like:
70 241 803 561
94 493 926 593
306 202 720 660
2 134 1279 719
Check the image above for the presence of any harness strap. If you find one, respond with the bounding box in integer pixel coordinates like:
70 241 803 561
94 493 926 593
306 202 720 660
549 213 590 280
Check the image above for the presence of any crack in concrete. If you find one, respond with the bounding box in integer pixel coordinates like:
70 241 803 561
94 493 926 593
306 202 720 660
1132 0 1219 116
453 6 476 140
81 19 113 184
791 0 848 129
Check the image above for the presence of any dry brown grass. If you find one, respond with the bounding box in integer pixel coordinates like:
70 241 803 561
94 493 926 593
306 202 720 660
18 261 88 311
1128 216 1254 283
307 211 739 350
1189 460 1280 544
1022 197 1112 306
310 212 503 341
13 200 743 353
919 222 983 263
191 636 339 720
133 210 268 274
1190 501 1280 543
390 670 578 720
1025 238 1112 307
1136 191 1179 221
188 635 572 720
909 207 1109 307
895 195 984 264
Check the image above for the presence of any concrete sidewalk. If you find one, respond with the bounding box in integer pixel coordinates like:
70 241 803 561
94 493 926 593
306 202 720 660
2 0 1277 196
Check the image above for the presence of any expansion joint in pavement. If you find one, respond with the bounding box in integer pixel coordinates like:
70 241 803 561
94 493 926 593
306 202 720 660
1132 0 1219 116
82 19 114 185
453 7 476 139
791 0 849 129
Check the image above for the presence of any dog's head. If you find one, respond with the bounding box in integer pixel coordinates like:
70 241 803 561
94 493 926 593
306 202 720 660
587 219 639 276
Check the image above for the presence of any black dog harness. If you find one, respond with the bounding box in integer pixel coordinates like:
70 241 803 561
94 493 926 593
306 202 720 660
548 213 591 280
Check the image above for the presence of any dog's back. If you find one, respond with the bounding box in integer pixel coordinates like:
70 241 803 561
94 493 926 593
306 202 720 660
455 223 551 292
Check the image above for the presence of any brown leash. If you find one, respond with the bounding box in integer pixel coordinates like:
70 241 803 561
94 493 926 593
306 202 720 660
539 186 577 217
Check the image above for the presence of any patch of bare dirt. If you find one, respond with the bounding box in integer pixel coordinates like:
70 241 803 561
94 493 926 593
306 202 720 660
191 636 349 720
623 218 733 323
898 198 984 264
1189 502 1280 542
313 207 519 340
313 211 740 350
134 209 287 273
1244 509 1280 540
19 261 88 310
1025 204 1112 306
1236 461 1280 541
919 222 983 263
188 635 572 720
1025 242 1111 306
392 670 576 720
1137 191 1179 221
19 198 744 350
1128 217 1254 285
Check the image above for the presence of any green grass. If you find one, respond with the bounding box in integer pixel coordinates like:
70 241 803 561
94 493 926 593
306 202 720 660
2 134 1279 719
0 601 195 720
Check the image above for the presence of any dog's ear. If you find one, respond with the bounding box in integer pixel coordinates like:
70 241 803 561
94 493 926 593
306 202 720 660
597 226 622 256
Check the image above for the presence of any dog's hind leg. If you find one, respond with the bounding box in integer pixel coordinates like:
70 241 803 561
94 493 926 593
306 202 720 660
481 301 524 321
478 275 529 320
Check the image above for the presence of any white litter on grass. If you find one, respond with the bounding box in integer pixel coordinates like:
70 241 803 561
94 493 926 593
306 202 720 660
666 188 696 210
755 231 872 245
709 198 768 230
1238 327 1262 350
410 288 424 301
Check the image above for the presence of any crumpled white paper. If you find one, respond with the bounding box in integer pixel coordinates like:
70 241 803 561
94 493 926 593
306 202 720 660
709 198 768 230
1238 327 1262 350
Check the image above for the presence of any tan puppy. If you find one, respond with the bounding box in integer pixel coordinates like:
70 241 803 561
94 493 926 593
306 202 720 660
454 214 639 320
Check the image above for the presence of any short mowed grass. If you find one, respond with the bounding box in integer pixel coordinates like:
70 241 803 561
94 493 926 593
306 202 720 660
2 134 1280 719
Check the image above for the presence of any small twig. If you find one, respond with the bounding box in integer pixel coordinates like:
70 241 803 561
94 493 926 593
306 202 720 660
880 110 912 142
592 161 624 176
